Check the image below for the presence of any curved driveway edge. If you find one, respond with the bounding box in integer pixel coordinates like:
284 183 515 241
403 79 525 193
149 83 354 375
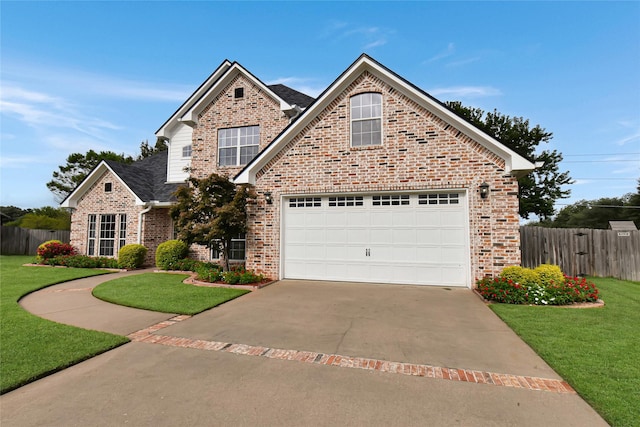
19 269 176 336
7 276 609 426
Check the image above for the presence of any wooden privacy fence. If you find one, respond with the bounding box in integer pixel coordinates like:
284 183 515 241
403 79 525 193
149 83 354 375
520 226 640 281
0 226 71 256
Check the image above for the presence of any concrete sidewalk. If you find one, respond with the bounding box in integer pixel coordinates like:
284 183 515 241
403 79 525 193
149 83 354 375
2 275 609 426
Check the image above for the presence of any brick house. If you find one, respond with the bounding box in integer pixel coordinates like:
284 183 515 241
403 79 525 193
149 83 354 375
62 54 535 287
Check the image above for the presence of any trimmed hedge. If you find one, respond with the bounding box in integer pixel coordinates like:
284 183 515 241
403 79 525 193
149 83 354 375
118 244 147 269
155 240 189 270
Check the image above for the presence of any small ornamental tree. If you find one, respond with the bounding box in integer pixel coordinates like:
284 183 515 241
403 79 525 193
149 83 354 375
170 174 255 272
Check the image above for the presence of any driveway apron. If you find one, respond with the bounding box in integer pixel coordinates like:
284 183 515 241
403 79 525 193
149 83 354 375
2 277 608 426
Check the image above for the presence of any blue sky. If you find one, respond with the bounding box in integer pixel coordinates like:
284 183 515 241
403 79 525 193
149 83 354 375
1 1 639 214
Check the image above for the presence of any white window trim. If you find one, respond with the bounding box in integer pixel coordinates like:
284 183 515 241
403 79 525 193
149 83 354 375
211 233 246 261
350 92 383 148
87 213 127 257
218 125 260 167
182 144 192 158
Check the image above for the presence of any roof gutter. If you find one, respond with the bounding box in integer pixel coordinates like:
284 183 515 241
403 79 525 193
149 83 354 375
137 203 154 245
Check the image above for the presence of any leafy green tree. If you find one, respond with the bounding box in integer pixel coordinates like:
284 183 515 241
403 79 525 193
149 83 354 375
0 206 31 225
6 206 71 230
170 173 255 271
539 180 640 229
47 150 134 202
446 101 572 219
137 139 168 160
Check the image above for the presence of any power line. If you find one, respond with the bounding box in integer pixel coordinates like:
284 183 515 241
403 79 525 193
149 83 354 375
573 178 638 181
564 152 640 157
563 159 639 163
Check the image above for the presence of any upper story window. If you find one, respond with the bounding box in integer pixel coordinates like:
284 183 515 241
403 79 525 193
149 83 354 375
351 92 382 147
182 144 192 158
218 125 260 166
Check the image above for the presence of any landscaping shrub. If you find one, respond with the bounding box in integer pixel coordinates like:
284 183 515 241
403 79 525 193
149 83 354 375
118 244 147 269
44 255 119 269
155 240 189 270
195 262 222 282
534 264 565 286
222 265 264 285
169 258 201 272
499 265 539 285
476 268 600 306
36 240 76 262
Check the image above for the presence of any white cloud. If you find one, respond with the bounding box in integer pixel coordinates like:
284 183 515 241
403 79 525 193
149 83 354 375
615 131 640 146
426 43 455 63
0 84 121 141
320 21 393 50
0 155 50 169
428 86 502 99
2 61 191 102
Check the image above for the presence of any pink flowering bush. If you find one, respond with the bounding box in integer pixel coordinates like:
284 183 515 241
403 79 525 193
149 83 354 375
476 267 599 306
36 240 77 262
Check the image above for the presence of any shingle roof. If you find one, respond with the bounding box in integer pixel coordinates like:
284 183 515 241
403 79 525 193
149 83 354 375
268 84 315 109
106 151 183 203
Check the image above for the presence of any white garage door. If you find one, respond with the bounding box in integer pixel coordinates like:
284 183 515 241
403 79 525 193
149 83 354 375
283 192 469 287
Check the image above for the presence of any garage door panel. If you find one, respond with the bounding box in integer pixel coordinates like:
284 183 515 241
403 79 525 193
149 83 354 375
441 210 465 226
325 212 347 227
370 211 393 227
347 228 368 244
415 229 442 244
370 228 392 244
392 228 416 244
347 211 369 227
284 192 469 287
392 211 414 226
441 229 466 245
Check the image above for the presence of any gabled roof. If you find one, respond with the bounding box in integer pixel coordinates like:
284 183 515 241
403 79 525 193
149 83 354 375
173 61 314 128
235 54 536 185
156 59 233 139
61 151 182 208
268 84 315 109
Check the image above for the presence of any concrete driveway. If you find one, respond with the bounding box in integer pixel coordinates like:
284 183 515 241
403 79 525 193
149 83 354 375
2 277 608 426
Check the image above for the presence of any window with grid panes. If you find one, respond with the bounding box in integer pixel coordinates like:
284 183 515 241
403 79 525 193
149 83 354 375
218 126 260 166
351 93 382 147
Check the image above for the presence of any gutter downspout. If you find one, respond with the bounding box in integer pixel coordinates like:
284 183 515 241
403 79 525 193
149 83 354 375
137 204 153 244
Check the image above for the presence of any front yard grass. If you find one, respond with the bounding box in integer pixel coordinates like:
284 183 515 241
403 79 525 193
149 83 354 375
92 273 249 315
490 277 639 427
0 256 127 394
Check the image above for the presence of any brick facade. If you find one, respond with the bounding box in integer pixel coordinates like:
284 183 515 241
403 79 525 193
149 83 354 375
69 169 173 266
190 74 291 180
68 58 526 285
247 72 521 282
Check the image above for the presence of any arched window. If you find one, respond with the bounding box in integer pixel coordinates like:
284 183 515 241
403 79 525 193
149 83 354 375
350 93 382 147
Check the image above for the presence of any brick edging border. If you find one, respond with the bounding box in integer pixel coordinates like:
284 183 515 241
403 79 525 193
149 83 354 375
127 316 575 395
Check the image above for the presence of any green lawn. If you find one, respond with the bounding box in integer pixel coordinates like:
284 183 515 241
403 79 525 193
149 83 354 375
0 256 128 394
490 277 640 427
92 273 249 315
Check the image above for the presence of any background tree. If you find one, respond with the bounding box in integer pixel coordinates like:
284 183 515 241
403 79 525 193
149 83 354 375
170 173 255 271
0 206 31 225
137 138 168 160
5 206 71 230
47 150 134 202
535 180 640 229
446 101 573 219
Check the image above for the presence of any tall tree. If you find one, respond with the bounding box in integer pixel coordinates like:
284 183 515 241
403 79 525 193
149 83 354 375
0 206 31 225
446 101 572 219
47 150 134 202
137 138 168 160
170 173 255 271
